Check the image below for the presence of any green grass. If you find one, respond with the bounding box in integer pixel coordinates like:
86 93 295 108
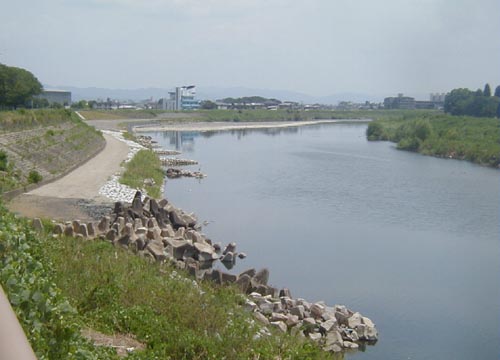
366 113 500 167
0 109 79 132
120 149 164 198
0 202 334 359
79 109 162 120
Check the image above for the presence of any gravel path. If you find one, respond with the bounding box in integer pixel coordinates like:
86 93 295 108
29 134 129 200
7 133 131 221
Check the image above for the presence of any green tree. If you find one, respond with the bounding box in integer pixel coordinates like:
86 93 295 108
0 63 43 108
494 85 500 98
200 100 217 109
483 84 491 97
444 88 474 115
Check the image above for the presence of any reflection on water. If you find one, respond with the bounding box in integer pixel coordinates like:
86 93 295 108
157 125 306 152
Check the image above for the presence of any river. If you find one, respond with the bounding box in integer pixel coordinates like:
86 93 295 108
145 123 500 360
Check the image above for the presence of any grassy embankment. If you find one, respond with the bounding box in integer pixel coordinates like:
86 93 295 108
366 112 500 167
0 202 333 359
0 109 104 194
119 149 165 199
79 109 163 120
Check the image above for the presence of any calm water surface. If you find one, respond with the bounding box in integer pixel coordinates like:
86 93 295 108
146 124 500 360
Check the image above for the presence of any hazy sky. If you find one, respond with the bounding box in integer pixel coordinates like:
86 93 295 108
1 0 499 97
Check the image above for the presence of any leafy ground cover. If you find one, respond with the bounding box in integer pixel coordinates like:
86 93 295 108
366 113 500 167
0 202 333 359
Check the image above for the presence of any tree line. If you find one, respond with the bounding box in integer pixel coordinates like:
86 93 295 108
0 63 42 109
444 83 500 118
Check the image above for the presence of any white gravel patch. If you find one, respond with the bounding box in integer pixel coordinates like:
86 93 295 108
98 131 147 203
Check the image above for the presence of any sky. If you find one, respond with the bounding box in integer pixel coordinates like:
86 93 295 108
1 0 499 99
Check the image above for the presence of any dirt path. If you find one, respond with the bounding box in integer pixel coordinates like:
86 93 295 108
7 133 129 221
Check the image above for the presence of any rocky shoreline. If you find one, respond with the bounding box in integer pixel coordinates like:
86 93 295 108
33 190 378 354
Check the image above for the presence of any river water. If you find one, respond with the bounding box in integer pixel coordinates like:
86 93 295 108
145 123 500 360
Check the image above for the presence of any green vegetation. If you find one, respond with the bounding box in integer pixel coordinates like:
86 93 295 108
0 203 333 359
27 170 43 184
366 113 500 167
0 150 7 171
0 109 81 132
0 109 104 193
444 84 500 117
120 150 164 198
0 204 115 359
0 63 43 109
79 109 161 120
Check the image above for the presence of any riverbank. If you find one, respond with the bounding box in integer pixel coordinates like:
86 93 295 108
366 113 500 168
133 119 369 133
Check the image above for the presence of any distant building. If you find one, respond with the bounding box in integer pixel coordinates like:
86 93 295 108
159 85 200 111
430 93 446 109
36 89 71 106
384 93 415 109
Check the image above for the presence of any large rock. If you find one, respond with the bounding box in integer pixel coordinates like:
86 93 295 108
347 312 363 329
253 268 269 286
310 303 325 318
98 216 110 233
170 209 197 228
290 305 305 319
270 321 287 333
235 274 252 293
253 312 269 325
193 242 218 261
320 318 338 333
146 240 166 261
32 218 44 233
165 238 193 260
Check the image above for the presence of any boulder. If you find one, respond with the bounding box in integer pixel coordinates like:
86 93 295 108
253 312 269 325
347 312 363 329
223 242 236 255
165 238 194 260
239 268 256 278
78 224 89 238
308 332 322 342
221 272 237 284
235 274 252 293
271 313 288 322
320 318 337 333
87 222 97 237
237 252 247 259
32 218 44 233
310 303 325 318
270 321 287 333
146 240 166 261
97 216 110 233
105 229 117 242
253 268 269 286
170 209 197 228
343 341 359 349
210 269 223 285
286 314 300 327
64 224 74 237
72 220 81 233
279 288 292 298
324 330 344 348
53 223 64 235
290 305 305 319
220 252 235 264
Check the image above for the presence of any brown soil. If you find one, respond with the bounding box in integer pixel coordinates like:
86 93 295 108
81 328 145 357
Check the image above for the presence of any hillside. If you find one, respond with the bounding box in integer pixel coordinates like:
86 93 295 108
0 109 104 195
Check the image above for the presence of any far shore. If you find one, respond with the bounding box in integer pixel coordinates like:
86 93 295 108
133 119 370 133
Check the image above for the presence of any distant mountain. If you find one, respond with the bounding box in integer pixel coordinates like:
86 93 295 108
45 84 385 104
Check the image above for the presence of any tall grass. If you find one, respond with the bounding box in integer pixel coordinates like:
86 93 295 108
366 113 500 167
119 150 164 198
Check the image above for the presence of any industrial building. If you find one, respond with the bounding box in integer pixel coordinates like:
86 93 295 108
384 94 416 109
158 86 199 111
36 89 71 106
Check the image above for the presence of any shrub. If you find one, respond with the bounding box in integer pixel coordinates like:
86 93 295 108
0 150 7 171
28 170 42 184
